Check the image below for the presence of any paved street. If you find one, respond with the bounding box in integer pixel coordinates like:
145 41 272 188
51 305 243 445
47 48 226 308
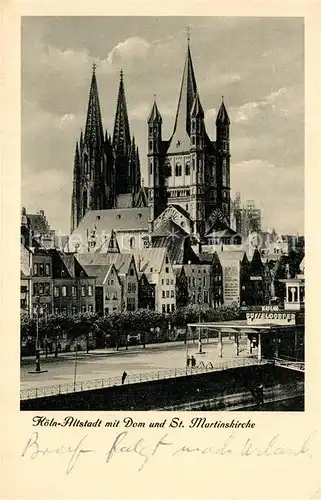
21 338 251 391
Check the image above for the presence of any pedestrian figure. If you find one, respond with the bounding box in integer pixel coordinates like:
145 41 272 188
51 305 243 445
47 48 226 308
121 371 127 385
191 356 196 368
186 356 190 368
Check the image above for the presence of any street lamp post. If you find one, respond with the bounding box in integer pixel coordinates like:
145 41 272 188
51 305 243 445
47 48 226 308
198 302 203 354
35 296 41 372
28 295 48 374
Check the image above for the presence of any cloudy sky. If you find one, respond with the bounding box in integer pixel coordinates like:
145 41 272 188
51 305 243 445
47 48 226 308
21 16 304 235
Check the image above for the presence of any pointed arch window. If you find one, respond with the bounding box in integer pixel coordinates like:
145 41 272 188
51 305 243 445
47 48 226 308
149 162 153 175
185 163 190 176
175 163 182 176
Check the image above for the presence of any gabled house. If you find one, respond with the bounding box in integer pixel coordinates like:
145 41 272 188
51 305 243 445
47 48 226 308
82 263 122 315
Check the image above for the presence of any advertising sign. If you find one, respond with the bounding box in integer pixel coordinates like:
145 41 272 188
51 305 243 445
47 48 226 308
223 263 240 306
246 311 296 326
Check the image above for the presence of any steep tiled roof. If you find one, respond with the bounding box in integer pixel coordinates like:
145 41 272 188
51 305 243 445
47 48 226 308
82 264 117 286
67 208 148 252
76 252 134 276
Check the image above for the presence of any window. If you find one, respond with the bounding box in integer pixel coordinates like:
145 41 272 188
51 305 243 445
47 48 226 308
166 164 172 176
185 163 190 175
175 164 182 176
199 278 202 284
149 141 153 152
62 286 67 297
161 279 164 285
150 267 153 272
81 286 86 297
166 290 170 298
203 277 206 286
129 237 136 250
198 293 202 303
88 305 94 313
166 304 170 313
39 264 44 276
204 291 209 303
45 264 50 276
72 306 77 315
171 290 174 298
128 283 132 293
88 285 93 296
171 304 175 312
149 162 153 174
105 308 109 315
72 286 77 297
185 204 189 211
162 304 166 313
127 299 136 311
112 292 118 300
166 279 169 285
192 136 195 145
81 305 87 313
106 291 110 300
171 279 174 285
33 264 38 276
162 291 165 298
131 283 136 293
165 267 169 274
129 269 134 276
165 255 169 264
54 286 59 297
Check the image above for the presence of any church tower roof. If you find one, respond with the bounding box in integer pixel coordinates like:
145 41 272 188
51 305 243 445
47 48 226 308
190 91 204 118
172 41 198 137
216 98 230 125
147 97 162 123
84 63 104 151
113 69 131 156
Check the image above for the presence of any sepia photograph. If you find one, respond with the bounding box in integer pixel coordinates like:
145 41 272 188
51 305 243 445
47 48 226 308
20 16 305 412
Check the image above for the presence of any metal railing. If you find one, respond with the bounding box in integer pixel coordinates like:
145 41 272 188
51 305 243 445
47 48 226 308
20 357 267 400
271 358 305 372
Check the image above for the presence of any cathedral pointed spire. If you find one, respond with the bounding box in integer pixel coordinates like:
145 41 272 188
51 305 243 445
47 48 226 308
172 40 198 137
113 69 131 156
216 97 230 125
148 95 162 123
84 64 104 152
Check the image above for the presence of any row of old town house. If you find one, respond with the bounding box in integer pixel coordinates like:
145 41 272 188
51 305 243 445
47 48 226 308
21 218 277 319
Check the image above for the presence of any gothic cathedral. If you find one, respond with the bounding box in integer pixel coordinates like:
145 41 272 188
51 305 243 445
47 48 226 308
70 66 142 233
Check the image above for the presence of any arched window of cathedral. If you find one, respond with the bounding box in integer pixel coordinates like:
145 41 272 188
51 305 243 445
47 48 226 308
192 137 195 145
149 140 152 151
129 237 136 250
191 121 195 132
149 125 153 135
149 163 153 175
192 158 196 170
185 163 190 176
82 189 88 217
175 163 182 176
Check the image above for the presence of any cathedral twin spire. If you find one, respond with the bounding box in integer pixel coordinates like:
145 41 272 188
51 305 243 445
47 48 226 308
71 64 142 232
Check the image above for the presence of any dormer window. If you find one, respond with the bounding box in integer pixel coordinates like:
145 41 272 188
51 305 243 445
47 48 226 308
117 214 121 219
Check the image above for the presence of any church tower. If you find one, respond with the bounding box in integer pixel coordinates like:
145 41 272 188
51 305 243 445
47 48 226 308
145 35 232 239
216 98 231 225
147 97 164 230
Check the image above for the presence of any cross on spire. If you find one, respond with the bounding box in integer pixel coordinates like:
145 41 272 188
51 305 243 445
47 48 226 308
92 62 96 74
186 26 191 45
